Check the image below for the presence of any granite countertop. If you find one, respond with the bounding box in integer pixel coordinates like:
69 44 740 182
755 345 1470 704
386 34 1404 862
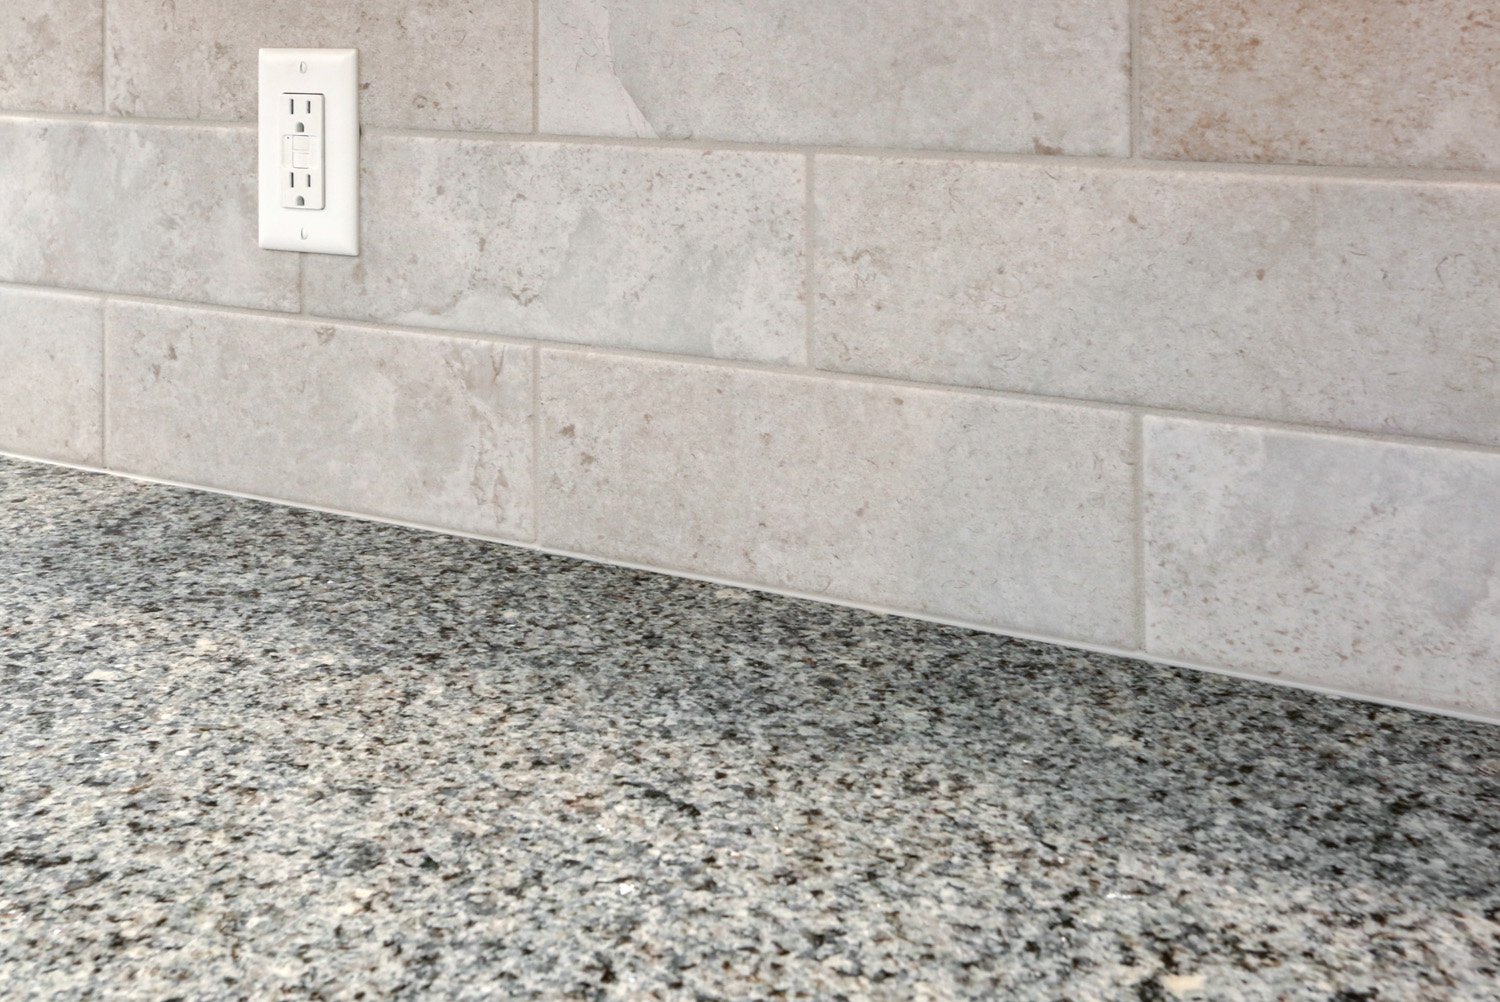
1 456 1497 1001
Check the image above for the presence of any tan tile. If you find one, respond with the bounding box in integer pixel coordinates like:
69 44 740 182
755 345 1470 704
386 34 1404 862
1139 0 1500 170
540 351 1137 646
106 303 534 538
814 156 1500 446
0 0 103 113
106 0 533 131
0 287 102 464
304 136 806 364
541 0 1129 155
0 120 298 311
1145 417 1500 716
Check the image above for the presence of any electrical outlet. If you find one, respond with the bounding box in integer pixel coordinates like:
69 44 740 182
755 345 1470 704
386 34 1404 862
258 48 358 256
281 93 325 210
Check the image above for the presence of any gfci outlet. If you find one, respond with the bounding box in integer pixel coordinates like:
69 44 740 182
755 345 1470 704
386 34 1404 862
258 48 358 256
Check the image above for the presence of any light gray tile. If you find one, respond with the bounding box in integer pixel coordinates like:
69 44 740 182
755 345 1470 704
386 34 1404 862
305 136 806 365
540 351 1137 646
0 0 102 113
815 157 1500 447
106 302 534 538
0 120 298 311
1139 0 1500 170
0 0 103 113
1144 417 1500 716
106 0 533 131
540 0 1129 156
0 287 102 464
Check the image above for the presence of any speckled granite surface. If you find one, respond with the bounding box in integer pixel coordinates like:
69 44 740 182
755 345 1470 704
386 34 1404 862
1 456 1498 1001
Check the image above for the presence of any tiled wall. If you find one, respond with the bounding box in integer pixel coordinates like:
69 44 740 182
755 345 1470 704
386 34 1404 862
3 1 1498 719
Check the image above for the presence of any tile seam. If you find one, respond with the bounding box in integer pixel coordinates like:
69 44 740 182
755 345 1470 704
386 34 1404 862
804 153 816 368
530 345 541 544
531 0 541 133
1133 413 1147 650
1128 0 1140 159
4 112 1499 185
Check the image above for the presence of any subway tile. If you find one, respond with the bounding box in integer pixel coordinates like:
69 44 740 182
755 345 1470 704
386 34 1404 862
106 0 533 131
106 302 534 538
0 0 102 113
540 0 1129 156
305 136 806 365
0 120 298 311
539 351 1137 646
1144 417 1500 716
0 287 102 465
1138 1 1500 170
815 157 1500 447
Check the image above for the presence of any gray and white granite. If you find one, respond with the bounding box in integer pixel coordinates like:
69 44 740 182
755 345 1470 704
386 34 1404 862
2 455 1498 1000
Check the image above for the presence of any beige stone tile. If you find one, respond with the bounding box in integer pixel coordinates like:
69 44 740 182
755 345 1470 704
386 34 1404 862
106 0 532 131
814 156 1500 447
1139 0 1500 170
0 287 102 464
305 136 806 364
539 351 1137 646
0 120 298 311
106 302 534 538
1144 417 1500 716
540 0 1129 156
1 0 103 113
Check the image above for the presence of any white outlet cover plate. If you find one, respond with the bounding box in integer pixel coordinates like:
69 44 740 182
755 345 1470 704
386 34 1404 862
258 48 359 256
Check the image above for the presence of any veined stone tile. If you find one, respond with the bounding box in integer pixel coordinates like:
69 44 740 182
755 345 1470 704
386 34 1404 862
0 119 298 311
106 0 533 131
1144 417 1500 716
540 0 1129 156
0 0 103 113
1138 0 1500 170
304 136 806 365
106 302 534 538
0 287 102 464
539 350 1137 647
815 156 1500 446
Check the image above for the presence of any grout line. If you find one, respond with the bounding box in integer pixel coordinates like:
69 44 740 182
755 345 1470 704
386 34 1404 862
3 110 1498 186
803 153 816 368
531 0 541 134
0 110 253 129
1128 0 1140 159
100 296 110 466
4 446 1498 729
531 349 544 540
1132 413 1147 650
4 279 1500 459
100 0 108 113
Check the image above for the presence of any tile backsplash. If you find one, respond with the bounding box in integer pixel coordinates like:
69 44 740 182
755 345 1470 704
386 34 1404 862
2 1 1497 719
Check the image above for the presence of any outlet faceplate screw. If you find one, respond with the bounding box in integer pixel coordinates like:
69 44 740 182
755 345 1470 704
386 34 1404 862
299 61 308 73
300 228 309 240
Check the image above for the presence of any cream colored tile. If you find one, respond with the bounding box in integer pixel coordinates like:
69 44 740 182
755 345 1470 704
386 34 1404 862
815 156 1500 446
539 351 1137 646
305 135 806 364
0 0 102 113
540 0 1129 155
106 0 532 131
0 287 102 464
1144 417 1500 716
106 303 533 538
0 120 298 311
1139 0 1500 170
